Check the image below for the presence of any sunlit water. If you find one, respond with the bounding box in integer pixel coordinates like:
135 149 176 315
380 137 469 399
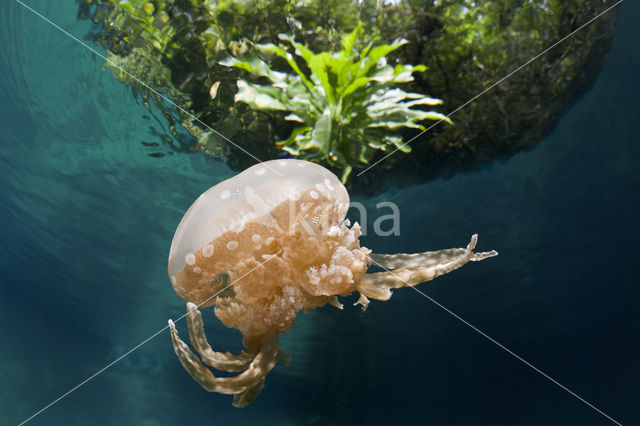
1 1 638 425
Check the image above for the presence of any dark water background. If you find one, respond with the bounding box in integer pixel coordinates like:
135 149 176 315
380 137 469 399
1 1 638 425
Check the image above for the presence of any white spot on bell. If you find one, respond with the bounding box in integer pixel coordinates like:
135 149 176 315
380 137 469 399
220 190 230 200
185 253 196 266
310 190 319 199
193 267 202 274
227 240 238 250
265 237 274 246
254 167 266 176
203 244 214 257
251 234 261 243
324 178 334 190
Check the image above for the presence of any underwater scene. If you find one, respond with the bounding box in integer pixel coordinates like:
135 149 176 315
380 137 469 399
1 0 638 425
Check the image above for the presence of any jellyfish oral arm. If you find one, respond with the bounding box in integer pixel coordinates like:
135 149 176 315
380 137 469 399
357 234 498 304
168 306 280 407
184 302 253 372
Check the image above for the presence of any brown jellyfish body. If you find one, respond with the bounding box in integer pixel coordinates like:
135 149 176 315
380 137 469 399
167 159 497 407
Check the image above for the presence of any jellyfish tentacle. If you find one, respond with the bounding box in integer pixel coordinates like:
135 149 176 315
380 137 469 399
168 319 279 395
369 235 498 269
354 293 370 310
358 234 498 301
470 250 499 261
328 295 344 310
185 302 253 372
370 248 468 269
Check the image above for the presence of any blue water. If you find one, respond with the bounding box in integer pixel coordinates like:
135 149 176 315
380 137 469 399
1 1 638 425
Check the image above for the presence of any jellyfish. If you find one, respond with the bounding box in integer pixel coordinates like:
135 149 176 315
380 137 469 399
167 159 497 407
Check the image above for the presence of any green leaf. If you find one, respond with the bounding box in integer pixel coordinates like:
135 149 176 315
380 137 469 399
421 112 454 125
342 76 372 98
278 125 312 148
305 108 332 152
357 38 407 77
219 23 449 181
234 80 288 110
370 65 396 83
340 23 362 57
340 165 352 184
403 97 444 107
386 135 412 153
259 43 319 94
278 33 316 64
220 56 268 77
368 120 424 130
284 113 305 123
307 52 337 104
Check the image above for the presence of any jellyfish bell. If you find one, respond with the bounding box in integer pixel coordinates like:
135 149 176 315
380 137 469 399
167 159 352 309
167 159 498 407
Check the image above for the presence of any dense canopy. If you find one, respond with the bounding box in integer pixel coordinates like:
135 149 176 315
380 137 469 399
79 0 618 192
